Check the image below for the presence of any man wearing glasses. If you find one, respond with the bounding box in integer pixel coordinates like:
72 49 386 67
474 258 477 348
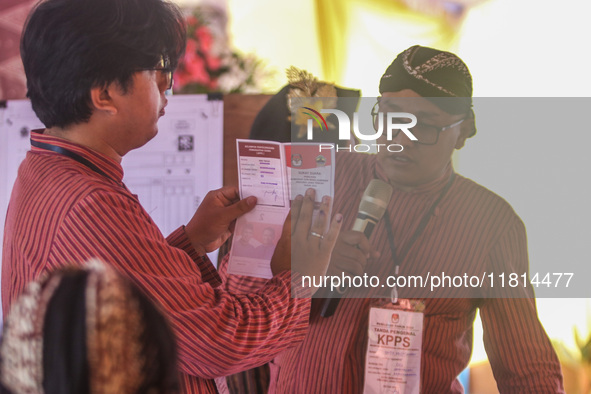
1 0 343 392
266 46 564 392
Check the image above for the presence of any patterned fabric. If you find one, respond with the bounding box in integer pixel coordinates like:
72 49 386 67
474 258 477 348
0 260 146 393
2 130 311 393
379 45 473 116
84 260 145 393
0 273 61 393
401 48 472 97
220 152 564 393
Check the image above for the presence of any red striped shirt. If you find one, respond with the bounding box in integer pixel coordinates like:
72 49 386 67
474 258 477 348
220 151 564 393
2 130 311 393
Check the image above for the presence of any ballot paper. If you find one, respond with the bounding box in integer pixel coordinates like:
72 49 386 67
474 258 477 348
227 139 334 279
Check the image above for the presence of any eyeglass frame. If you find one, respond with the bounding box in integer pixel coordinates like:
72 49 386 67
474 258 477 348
135 55 174 91
370 101 467 145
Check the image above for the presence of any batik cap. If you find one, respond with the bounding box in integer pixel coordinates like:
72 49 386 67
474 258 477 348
379 45 473 115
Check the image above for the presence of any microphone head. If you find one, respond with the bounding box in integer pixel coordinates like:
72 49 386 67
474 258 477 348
358 179 393 221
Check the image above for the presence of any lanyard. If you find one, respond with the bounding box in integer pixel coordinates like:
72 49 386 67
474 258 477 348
381 172 456 302
31 139 113 181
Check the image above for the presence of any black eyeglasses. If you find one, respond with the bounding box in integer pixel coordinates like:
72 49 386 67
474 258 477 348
136 55 173 90
371 101 466 145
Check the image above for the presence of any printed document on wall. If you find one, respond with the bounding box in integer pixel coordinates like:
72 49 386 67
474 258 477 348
122 95 223 238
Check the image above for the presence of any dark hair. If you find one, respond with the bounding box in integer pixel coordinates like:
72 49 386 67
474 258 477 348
21 0 186 128
42 271 90 394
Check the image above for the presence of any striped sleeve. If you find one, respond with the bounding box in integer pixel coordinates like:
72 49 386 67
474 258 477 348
166 226 221 287
480 218 564 393
50 188 311 379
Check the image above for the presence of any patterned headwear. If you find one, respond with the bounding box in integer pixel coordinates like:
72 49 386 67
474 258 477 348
379 45 473 115
0 260 146 393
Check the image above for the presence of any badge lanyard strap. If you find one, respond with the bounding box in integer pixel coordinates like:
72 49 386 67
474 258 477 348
31 139 114 182
382 172 456 304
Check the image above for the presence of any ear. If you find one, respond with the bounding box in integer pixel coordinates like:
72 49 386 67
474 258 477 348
89 83 119 116
454 131 468 150
455 116 475 150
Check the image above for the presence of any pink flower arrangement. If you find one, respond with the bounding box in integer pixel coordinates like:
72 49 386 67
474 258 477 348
173 10 274 94
173 14 224 93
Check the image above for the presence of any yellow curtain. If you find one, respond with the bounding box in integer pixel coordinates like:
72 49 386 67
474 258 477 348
314 0 351 85
314 0 462 93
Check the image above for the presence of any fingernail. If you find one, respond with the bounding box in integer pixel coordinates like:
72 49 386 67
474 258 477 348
295 194 303 201
247 196 257 207
305 188 315 197
336 213 343 223
322 195 330 204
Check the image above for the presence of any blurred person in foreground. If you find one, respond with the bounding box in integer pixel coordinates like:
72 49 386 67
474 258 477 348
0 260 179 393
221 45 564 393
1 0 342 392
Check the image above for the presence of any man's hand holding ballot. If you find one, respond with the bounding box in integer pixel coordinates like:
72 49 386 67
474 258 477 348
185 186 258 255
272 189 342 295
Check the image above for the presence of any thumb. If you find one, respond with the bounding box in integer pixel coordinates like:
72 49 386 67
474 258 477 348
225 195 257 221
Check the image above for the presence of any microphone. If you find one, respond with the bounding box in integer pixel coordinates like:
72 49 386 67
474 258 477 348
320 179 393 317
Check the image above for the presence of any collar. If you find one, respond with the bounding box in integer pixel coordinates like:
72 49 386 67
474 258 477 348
31 129 124 184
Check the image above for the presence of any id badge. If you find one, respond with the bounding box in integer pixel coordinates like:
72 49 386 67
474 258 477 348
363 302 423 394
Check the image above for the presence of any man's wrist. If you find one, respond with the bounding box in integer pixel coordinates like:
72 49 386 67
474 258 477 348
183 226 207 256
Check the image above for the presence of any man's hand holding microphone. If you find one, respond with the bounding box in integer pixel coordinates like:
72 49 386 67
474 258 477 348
321 179 393 316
